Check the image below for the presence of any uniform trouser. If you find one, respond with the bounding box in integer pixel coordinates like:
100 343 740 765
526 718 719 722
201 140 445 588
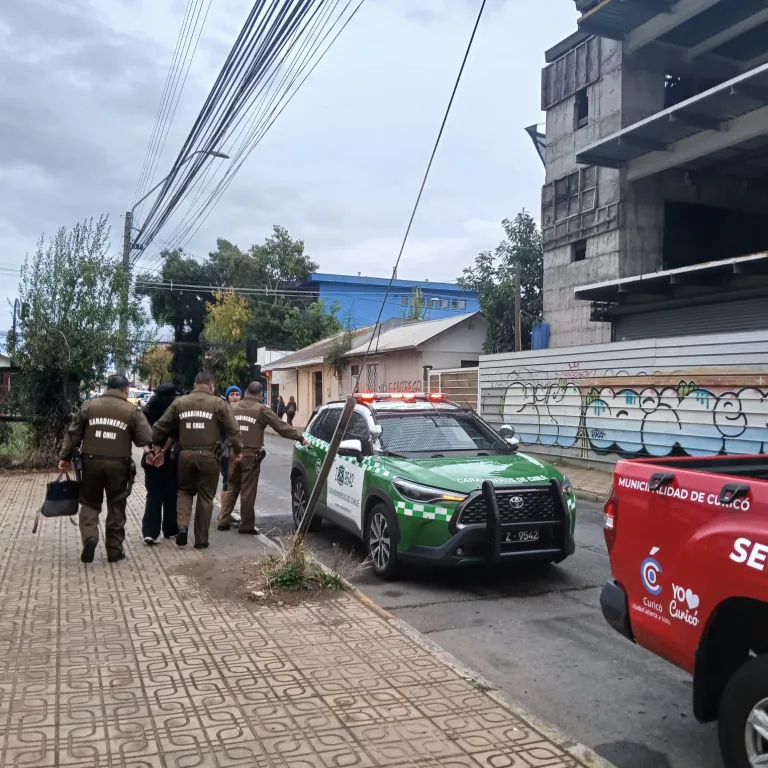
142 458 179 540
177 450 219 545
79 457 130 556
218 450 261 533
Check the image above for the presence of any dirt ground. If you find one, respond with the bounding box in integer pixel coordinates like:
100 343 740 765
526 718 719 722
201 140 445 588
171 551 345 608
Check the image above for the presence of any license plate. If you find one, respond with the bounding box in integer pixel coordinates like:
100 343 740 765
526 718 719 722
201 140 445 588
504 529 539 543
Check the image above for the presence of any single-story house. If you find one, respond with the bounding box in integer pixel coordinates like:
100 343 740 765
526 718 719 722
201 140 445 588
263 313 486 428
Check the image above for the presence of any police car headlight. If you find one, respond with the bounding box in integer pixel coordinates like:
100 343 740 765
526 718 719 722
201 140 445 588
392 477 467 504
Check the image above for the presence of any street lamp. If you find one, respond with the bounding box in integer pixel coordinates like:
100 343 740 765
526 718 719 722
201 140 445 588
127 148 230 257
117 148 229 375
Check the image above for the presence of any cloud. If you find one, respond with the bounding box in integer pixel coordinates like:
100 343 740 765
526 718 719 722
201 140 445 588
0 0 578 320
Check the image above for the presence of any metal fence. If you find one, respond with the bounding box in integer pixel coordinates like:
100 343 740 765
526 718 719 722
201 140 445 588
478 330 768 470
428 368 478 410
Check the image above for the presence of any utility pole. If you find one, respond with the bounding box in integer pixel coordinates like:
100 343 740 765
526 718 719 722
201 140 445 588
117 211 133 377
514 259 521 352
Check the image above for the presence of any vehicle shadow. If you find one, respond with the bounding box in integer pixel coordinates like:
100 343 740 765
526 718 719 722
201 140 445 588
307 521 579 600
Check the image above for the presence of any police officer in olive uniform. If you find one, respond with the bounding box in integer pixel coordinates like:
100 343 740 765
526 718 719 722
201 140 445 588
218 381 308 534
151 371 243 549
58 373 153 564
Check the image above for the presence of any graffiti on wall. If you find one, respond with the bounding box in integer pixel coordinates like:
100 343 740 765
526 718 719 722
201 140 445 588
502 376 768 459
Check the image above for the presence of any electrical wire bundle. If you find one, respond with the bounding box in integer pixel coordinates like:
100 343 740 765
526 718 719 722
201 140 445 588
132 0 214 228
132 0 365 273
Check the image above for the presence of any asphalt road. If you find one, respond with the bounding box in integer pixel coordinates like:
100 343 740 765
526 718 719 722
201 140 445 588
250 434 720 768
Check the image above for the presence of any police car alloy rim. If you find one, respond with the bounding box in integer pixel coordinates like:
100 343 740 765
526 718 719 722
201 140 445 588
746 696 768 765
292 480 306 523
369 511 390 571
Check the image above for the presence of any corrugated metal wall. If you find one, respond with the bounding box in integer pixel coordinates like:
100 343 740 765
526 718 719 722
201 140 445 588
428 368 478 410
478 330 768 469
614 296 768 341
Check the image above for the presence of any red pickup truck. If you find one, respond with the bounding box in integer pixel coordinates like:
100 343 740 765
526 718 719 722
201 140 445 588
600 454 768 768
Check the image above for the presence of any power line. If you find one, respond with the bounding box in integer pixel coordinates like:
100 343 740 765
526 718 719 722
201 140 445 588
132 0 213 224
352 0 487 388
132 0 364 267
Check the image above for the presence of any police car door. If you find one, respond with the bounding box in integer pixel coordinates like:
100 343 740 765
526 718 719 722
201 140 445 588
326 408 370 533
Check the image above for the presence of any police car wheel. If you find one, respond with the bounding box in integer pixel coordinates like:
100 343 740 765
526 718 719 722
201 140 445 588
365 503 400 581
291 474 322 532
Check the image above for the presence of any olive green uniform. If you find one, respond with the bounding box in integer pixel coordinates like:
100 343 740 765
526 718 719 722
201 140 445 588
59 389 152 557
152 386 242 546
218 395 305 533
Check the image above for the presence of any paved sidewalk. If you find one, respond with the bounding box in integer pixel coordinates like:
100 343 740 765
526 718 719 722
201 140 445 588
556 464 612 503
0 472 609 768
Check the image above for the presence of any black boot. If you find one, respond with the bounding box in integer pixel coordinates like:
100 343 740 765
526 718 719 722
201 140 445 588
176 527 188 547
107 551 125 563
81 537 98 564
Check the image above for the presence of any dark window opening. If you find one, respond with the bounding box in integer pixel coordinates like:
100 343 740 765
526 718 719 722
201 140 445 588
575 88 589 129
663 202 768 270
664 73 717 110
572 239 587 262
313 371 323 408
460 360 479 368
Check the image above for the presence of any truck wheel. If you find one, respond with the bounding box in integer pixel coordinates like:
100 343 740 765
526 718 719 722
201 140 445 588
365 503 401 581
718 653 768 768
291 474 322 532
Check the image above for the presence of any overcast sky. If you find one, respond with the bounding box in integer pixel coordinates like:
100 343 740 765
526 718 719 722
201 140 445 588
0 0 577 325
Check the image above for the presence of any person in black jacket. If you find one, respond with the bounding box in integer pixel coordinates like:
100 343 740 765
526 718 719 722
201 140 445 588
141 384 181 544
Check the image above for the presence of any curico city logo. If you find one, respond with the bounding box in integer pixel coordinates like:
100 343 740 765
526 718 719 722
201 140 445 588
640 547 663 595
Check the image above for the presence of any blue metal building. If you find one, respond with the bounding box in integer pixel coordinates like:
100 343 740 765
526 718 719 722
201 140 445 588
294 273 480 327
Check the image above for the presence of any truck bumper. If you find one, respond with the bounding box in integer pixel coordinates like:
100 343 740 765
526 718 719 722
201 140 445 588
600 580 634 642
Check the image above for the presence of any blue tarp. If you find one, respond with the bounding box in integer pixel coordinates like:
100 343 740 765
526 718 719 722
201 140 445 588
531 322 550 350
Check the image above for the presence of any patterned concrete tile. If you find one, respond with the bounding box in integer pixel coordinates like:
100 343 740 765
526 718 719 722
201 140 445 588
0 472 599 768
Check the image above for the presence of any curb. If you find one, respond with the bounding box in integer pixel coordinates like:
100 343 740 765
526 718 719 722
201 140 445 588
575 489 605 504
310 556 617 768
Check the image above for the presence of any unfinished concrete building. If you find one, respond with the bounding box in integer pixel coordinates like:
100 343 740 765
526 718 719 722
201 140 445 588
539 0 768 347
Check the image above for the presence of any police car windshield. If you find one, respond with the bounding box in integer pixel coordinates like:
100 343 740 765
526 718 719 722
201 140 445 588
376 411 508 453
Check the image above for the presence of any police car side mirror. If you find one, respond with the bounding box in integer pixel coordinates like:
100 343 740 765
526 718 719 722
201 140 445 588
338 439 363 461
505 437 520 452
370 425 382 440
499 424 515 439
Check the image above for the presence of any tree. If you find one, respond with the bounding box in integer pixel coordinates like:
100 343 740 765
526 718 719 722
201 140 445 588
283 300 342 350
137 226 340 389
137 344 174 390
458 211 543 354
402 287 430 321
201 290 254 391
7 216 146 452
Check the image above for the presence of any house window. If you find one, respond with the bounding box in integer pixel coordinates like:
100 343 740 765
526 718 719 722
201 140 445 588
401 296 408 306
350 364 360 377
429 297 440 309
451 299 459 310
366 363 379 392
442 299 449 309
572 239 587 262
575 87 589 129
458 299 466 310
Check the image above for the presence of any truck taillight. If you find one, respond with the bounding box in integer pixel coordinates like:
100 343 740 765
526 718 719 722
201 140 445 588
603 486 618 552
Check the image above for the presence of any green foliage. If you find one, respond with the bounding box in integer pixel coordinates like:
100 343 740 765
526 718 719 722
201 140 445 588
202 290 253 391
403 286 430 321
7 216 146 451
457 211 543 354
257 546 348 593
137 344 174 390
137 226 340 389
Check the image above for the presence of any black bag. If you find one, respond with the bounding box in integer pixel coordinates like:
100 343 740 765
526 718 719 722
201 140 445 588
41 473 80 517
33 472 80 534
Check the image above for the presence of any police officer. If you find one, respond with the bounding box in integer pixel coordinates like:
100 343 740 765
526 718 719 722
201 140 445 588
218 381 308 535
151 371 243 549
58 373 153 564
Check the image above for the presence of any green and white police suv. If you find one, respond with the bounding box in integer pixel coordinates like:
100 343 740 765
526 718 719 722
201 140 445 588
291 392 576 579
